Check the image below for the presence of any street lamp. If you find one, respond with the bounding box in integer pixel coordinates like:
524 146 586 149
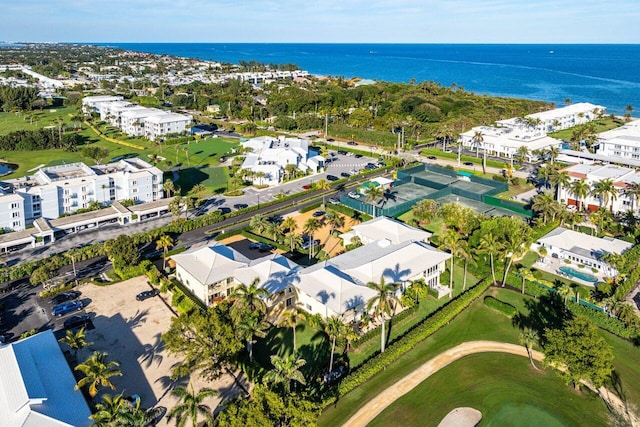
257 194 260 209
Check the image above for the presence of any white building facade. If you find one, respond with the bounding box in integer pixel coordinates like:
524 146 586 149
596 120 640 161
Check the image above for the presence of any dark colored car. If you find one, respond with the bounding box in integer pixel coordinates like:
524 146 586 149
326 174 339 181
340 172 351 178
364 163 377 170
50 291 81 305
337 150 347 155
218 207 231 214
136 288 159 301
249 242 261 250
327 138 335 142
52 300 84 317
267 215 283 224
312 210 325 217
258 243 275 252
233 203 248 210
63 314 91 330
347 141 357 146
427 155 437 160
354 154 363 158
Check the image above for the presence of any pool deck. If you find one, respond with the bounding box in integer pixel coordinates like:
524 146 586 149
534 257 605 287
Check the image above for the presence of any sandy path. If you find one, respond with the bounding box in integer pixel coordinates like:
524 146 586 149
343 340 638 427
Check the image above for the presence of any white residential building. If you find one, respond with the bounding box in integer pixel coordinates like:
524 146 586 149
82 96 192 140
340 216 431 246
596 119 640 160
0 158 163 230
459 125 562 160
557 163 640 214
0 330 92 427
536 227 633 278
240 136 324 186
498 102 606 132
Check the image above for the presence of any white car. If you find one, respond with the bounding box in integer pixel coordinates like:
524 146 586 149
348 191 361 199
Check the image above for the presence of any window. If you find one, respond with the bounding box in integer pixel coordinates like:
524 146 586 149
12 221 20 228
12 212 20 218
10 202 19 209
305 304 312 311
286 297 293 307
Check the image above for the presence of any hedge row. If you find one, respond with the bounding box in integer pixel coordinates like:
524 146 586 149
331 279 491 403
483 296 517 317
567 301 638 339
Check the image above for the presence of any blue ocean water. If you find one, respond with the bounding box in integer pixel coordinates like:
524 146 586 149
101 43 640 115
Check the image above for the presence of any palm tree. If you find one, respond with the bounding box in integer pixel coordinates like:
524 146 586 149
285 232 303 253
59 327 92 363
550 170 571 200
457 240 471 291
281 216 297 234
531 191 558 223
557 283 573 305
546 146 560 165
364 184 385 217
623 182 640 213
591 179 618 211
501 235 527 287
366 277 401 353
440 230 461 296
569 179 590 211
230 279 269 319
265 221 284 243
163 179 176 197
478 232 503 285
279 307 306 352
249 214 269 234
263 354 306 396
236 312 268 363
75 351 123 398
326 212 345 235
167 384 217 427
116 403 163 427
519 327 539 370
314 178 330 207
90 393 126 426
324 315 344 372
516 145 529 164
303 217 322 258
156 234 174 270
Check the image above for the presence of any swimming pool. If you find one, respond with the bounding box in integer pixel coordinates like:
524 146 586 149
558 266 598 283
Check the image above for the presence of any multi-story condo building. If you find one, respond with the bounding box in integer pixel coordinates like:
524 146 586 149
596 120 640 161
0 158 163 231
497 102 606 132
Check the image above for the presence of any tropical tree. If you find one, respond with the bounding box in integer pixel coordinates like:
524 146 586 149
364 184 385 217
519 327 539 370
59 327 92 363
314 178 330 206
263 354 307 396
366 277 401 353
281 216 297 234
440 230 461 295
285 232 303 252
413 199 439 224
116 402 163 427
623 182 640 213
279 307 306 352
236 312 269 363
265 220 284 243
324 315 344 372
303 217 322 258
531 191 559 223
591 179 618 211
156 234 174 270
230 279 269 320
249 214 269 234
471 130 484 158
501 234 529 287
167 384 217 427
516 145 530 164
557 283 574 305
478 232 503 285
163 179 177 197
457 240 471 291
326 212 345 235
569 179 590 211
75 351 123 398
90 393 126 426
550 170 571 200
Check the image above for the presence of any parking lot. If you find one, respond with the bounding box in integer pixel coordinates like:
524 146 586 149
72 277 242 425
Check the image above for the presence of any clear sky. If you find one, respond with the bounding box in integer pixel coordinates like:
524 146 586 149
2 0 639 43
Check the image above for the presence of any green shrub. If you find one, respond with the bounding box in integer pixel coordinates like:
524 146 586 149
39 282 75 299
483 296 517 317
567 301 638 339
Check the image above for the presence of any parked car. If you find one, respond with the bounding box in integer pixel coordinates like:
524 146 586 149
463 161 474 166
249 242 261 250
348 191 360 199
267 215 283 224
301 239 320 250
427 155 437 160
50 291 81 305
258 243 275 253
337 150 347 155
346 152 354 157
354 154 363 158
349 168 359 175
312 210 325 217
136 288 159 301
340 172 351 178
52 300 84 317
302 184 312 190
326 174 339 181
364 163 377 170
63 314 91 330
347 141 358 146
125 394 141 408
377 161 386 167
328 197 340 205
233 203 248 210
323 364 347 383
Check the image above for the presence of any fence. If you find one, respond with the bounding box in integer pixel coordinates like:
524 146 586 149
528 278 605 313
483 195 533 217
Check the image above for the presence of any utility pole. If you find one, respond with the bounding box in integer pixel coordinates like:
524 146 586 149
325 113 329 142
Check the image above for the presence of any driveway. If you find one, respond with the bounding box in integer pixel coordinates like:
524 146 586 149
75 277 245 426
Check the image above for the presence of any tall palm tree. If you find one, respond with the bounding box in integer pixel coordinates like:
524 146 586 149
326 212 345 235
156 234 174 270
75 351 123 398
90 393 126 426
457 240 471 291
519 327 539 370
249 214 269 234
569 179 590 211
364 184 385 217
366 277 401 353
163 179 176 197
591 179 618 211
167 384 217 427
285 232 303 253
623 182 640 213
265 221 284 243
550 170 571 200
230 279 269 320
440 230 461 296
303 217 322 258
116 403 163 427
279 308 306 352
501 235 528 287
557 283 573 305
281 216 297 234
324 315 344 372
471 130 484 158
236 312 269 363
478 233 503 285
531 191 558 223
314 178 330 207
263 354 306 396
516 145 529 164
59 327 92 363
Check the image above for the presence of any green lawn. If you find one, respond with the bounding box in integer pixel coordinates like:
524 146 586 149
0 107 79 135
369 353 609 427
319 287 640 426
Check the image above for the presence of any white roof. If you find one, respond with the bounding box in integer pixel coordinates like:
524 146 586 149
233 254 299 294
538 227 633 260
345 217 431 245
0 330 91 427
144 112 192 124
171 243 250 285
296 264 377 316
527 102 604 121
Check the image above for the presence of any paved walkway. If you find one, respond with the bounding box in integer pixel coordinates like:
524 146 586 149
343 340 639 427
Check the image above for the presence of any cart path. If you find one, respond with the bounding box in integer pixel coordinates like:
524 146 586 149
342 340 639 427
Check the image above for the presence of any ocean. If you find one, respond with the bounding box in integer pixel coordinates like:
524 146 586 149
100 43 640 115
